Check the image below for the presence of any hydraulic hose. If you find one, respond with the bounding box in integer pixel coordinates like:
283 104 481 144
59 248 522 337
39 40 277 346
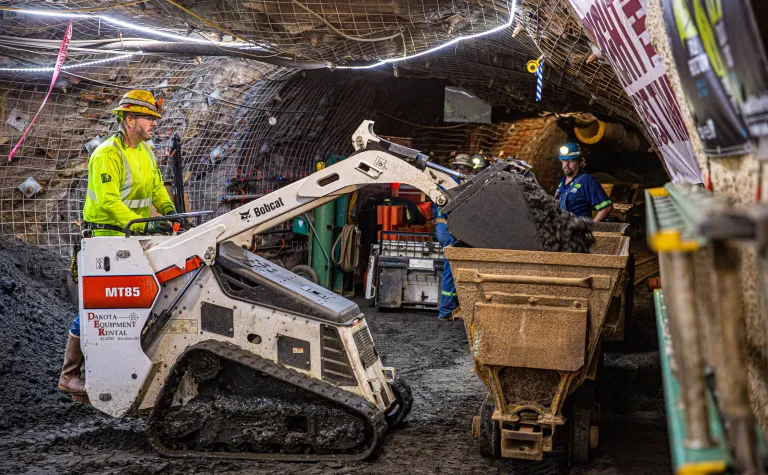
425 161 467 180
332 224 360 273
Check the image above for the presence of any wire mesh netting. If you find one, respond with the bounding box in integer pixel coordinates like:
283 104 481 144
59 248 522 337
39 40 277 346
0 0 636 123
0 0 652 256
0 51 538 255
0 0 514 63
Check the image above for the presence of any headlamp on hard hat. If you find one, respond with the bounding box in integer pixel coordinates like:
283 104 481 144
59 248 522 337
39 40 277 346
558 142 582 161
469 153 489 170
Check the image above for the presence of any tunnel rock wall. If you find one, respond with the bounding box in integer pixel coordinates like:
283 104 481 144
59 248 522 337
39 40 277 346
0 57 506 256
0 57 299 253
487 116 566 194
645 0 768 429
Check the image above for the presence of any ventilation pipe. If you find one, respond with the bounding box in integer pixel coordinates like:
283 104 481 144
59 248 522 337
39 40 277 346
574 119 649 152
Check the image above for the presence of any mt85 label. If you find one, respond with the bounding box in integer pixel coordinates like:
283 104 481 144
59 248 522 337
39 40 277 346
82 276 158 309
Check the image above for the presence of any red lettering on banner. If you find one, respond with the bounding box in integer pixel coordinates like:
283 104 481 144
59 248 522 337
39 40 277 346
570 0 700 182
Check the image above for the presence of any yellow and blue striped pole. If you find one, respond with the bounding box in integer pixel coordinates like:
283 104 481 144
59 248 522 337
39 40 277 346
535 59 544 102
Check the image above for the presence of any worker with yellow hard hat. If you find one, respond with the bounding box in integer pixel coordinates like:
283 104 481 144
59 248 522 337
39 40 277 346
58 90 178 397
83 89 177 236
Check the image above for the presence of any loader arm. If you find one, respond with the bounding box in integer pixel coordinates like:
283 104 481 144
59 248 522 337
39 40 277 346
143 120 460 274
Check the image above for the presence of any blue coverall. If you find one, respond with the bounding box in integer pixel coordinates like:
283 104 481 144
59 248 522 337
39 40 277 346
436 220 458 319
555 171 612 218
70 313 81 337
433 176 461 319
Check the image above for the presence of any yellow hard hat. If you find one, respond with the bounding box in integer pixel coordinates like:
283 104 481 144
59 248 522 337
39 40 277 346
111 89 162 119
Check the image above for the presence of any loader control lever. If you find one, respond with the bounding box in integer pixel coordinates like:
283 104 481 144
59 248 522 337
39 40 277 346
125 210 215 237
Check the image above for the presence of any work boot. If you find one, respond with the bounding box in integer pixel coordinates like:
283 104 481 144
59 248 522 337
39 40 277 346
58 334 86 395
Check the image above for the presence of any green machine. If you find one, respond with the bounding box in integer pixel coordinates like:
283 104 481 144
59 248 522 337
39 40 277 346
645 184 768 475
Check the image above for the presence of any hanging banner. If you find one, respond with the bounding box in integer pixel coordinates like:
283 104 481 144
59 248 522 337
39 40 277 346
569 0 702 183
660 0 751 157
721 1 768 141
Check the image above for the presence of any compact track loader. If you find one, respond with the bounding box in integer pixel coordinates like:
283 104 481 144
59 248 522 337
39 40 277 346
76 121 468 460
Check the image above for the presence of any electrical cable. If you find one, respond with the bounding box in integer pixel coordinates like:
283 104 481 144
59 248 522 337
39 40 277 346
0 53 134 72
162 0 249 43
291 0 402 43
28 69 341 114
3 8 237 45
335 0 518 69
0 41 137 57
94 40 294 61
0 0 150 14
0 34 285 61
0 35 148 45
151 0 288 60
378 111 470 129
151 0 273 59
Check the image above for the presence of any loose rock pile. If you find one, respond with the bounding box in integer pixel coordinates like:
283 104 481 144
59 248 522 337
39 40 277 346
0 238 84 431
515 171 595 253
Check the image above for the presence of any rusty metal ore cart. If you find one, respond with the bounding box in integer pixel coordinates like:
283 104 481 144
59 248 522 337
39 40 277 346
444 234 630 463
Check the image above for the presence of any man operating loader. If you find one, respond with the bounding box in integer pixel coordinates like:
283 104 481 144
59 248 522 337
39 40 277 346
58 90 178 395
435 154 473 321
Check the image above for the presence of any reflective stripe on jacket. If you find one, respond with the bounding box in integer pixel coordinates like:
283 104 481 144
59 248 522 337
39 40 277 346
83 136 175 236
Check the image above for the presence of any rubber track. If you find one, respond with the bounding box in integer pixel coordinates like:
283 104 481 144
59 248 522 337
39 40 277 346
147 339 388 462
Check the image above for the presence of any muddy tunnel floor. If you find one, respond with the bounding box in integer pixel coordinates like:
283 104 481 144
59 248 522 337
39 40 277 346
0 269 670 474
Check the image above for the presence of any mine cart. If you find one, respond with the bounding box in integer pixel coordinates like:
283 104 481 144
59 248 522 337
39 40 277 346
444 233 631 463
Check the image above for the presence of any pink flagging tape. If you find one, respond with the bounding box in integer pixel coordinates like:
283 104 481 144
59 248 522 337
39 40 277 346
8 20 73 163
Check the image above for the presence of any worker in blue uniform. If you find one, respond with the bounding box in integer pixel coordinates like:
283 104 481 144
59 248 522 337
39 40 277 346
554 143 613 222
434 154 472 321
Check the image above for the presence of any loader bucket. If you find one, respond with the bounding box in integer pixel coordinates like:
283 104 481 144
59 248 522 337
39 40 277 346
440 161 595 253
444 234 630 460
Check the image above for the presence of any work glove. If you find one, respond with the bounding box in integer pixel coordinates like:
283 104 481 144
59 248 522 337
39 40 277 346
145 220 174 235
164 209 194 231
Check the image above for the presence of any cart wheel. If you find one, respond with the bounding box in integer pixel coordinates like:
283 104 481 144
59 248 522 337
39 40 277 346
477 394 501 458
291 265 319 284
569 406 591 465
567 381 595 466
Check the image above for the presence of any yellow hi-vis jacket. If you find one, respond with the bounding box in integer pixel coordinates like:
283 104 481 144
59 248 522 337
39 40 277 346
83 135 175 236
